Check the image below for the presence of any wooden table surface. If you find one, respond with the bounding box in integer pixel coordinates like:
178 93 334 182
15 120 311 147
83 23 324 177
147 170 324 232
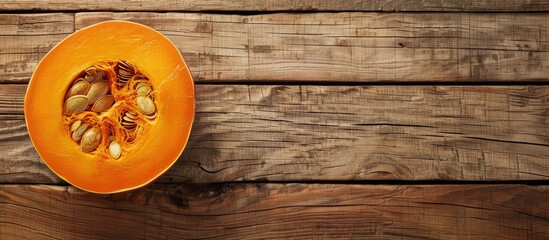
2 1 549 239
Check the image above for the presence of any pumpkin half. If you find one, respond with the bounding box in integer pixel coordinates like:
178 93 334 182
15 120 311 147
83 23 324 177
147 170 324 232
24 21 195 194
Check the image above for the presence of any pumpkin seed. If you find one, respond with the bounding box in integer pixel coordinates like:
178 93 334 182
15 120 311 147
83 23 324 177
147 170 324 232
66 81 90 98
136 84 152 96
85 67 97 76
121 115 137 123
86 80 110 105
122 115 137 122
119 71 133 81
80 127 102 152
64 95 88 115
144 111 157 120
93 71 105 82
70 120 82 132
91 95 115 112
121 122 137 127
121 122 137 129
117 61 135 82
136 96 156 115
120 68 133 74
122 111 139 129
84 75 94 83
109 141 121 159
118 61 134 71
71 123 90 141
125 111 138 120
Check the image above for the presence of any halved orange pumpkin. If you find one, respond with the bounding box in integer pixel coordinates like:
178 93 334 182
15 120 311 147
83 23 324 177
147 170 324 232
24 21 195 194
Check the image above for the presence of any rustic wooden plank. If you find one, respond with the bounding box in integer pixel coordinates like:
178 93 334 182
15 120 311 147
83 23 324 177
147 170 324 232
3 84 549 183
5 12 549 83
0 14 74 83
69 12 549 82
0 84 24 114
1 184 548 239
2 0 549 12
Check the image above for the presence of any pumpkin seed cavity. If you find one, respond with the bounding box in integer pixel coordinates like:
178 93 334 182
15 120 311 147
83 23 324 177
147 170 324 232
63 61 157 159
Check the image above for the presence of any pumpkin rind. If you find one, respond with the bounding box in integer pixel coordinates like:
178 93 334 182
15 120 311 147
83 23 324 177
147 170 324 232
24 21 195 194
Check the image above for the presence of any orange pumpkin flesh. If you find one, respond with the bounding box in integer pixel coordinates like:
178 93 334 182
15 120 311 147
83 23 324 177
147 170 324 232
24 21 195 194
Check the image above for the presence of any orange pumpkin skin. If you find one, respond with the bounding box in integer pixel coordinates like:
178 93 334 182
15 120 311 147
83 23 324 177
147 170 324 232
24 21 195 194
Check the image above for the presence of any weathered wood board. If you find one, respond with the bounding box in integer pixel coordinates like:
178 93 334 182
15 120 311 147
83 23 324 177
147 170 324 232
5 12 549 83
3 85 549 183
1 184 548 239
0 14 74 83
77 12 549 83
2 0 549 12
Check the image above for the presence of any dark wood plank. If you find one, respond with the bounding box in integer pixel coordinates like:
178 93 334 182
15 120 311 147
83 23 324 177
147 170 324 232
1 184 548 239
5 12 549 83
0 13 74 83
3 84 549 183
2 0 549 12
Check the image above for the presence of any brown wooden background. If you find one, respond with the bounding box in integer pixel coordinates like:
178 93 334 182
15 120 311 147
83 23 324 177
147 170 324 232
2 1 549 239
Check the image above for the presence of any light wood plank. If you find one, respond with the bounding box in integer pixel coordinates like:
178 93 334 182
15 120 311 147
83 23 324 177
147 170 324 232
1 184 548 239
5 12 549 83
0 14 74 83
2 0 549 12
3 85 549 183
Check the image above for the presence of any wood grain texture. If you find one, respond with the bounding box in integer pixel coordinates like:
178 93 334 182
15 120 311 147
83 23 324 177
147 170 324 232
1 184 548 239
5 12 549 83
2 0 549 12
3 84 549 183
72 12 549 82
0 13 74 83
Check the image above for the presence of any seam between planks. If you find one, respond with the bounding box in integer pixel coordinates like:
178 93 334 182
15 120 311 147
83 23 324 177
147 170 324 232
3 180 549 186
